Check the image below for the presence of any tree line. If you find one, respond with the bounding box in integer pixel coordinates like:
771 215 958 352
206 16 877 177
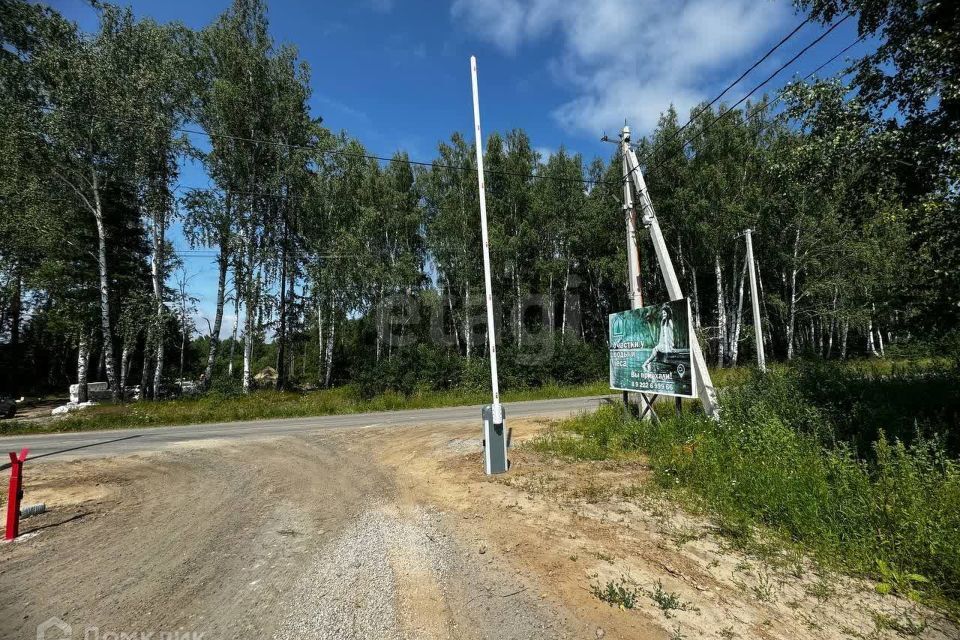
0 0 956 399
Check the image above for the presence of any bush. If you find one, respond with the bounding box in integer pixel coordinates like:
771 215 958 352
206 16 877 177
534 364 960 605
349 337 607 398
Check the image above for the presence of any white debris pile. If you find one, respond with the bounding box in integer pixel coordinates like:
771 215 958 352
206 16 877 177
52 401 98 416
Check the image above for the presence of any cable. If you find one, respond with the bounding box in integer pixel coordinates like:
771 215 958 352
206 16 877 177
32 106 608 187
627 14 853 180
666 17 812 150
671 31 868 156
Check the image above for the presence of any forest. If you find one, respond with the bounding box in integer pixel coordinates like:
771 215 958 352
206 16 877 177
0 0 957 401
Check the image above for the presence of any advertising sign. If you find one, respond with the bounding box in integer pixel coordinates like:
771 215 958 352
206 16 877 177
609 298 696 398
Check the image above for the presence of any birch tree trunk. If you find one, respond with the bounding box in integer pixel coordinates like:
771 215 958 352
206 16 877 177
202 250 229 389
316 300 324 383
827 289 837 359
119 342 131 399
76 332 90 404
691 265 701 331
786 227 801 360
715 254 727 367
560 260 570 341
443 274 461 352
91 173 119 399
867 317 878 356
242 244 258 393
547 272 555 336
140 328 152 400
464 283 471 361
730 257 747 366
228 290 240 378
151 202 166 400
515 272 522 346
324 306 336 388
841 321 849 360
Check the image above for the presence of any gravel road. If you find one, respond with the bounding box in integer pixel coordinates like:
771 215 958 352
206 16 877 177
0 427 589 640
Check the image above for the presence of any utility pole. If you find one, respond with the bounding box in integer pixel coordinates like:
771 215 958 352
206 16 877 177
619 126 645 418
744 228 766 371
621 126 643 311
470 56 508 475
620 126 719 418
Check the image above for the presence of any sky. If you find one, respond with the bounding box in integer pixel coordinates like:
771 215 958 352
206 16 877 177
51 0 869 335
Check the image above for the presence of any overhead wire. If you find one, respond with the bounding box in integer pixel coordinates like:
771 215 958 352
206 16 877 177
626 13 854 180
24 14 863 202
662 16 813 151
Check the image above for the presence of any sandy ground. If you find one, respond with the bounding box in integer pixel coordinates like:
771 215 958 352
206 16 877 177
1 418 956 640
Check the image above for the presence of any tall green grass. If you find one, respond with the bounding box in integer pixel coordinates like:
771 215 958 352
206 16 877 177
532 365 960 607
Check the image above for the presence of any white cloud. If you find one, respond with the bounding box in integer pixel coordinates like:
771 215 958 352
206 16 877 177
451 0 791 135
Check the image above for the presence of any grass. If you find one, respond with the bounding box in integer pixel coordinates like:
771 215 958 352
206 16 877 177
0 379 613 436
532 361 960 613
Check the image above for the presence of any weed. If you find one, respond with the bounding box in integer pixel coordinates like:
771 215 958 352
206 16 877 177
872 610 927 636
670 624 687 640
577 483 610 503
669 527 703 549
591 577 640 609
874 559 929 601
592 551 614 563
806 578 835 603
751 572 776 602
718 627 736 639
644 580 698 618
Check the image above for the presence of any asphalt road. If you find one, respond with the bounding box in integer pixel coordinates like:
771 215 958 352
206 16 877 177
0 395 611 462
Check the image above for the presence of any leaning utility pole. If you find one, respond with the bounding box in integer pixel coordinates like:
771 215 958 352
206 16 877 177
743 228 766 372
620 125 719 418
621 128 643 311
619 126 646 418
471 56 508 474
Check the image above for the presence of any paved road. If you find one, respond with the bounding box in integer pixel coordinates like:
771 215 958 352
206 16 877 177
0 395 611 462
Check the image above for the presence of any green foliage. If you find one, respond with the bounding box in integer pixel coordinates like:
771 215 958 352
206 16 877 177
591 576 641 609
534 363 960 605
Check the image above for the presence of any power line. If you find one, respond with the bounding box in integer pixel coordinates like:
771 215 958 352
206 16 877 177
25 15 861 200
665 16 812 150
664 30 869 159
628 13 853 178
33 105 608 187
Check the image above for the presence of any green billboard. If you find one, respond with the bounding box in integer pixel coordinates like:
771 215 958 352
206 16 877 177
609 298 696 398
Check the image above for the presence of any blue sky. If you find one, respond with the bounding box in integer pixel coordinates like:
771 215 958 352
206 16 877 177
51 0 869 333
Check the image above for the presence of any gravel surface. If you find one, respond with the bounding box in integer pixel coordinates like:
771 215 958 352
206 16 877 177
274 503 574 640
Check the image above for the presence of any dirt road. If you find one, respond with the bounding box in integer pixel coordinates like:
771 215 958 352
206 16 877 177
1 418 956 639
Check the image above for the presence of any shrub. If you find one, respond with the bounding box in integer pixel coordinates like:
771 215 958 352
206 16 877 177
533 364 960 605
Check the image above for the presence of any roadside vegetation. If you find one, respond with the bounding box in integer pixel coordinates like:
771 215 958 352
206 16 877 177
0 361 763 435
532 359 960 613
0 379 613 436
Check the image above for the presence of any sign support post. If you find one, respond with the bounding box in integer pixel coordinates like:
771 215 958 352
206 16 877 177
619 126 649 419
619 126 719 418
744 228 766 372
470 56 508 474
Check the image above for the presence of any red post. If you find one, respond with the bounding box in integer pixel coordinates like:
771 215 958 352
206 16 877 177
5 449 28 541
